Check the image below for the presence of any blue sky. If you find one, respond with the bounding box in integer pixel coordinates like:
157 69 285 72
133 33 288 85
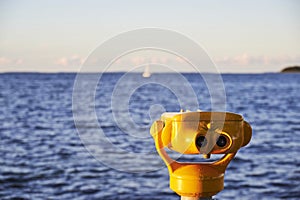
0 0 299 73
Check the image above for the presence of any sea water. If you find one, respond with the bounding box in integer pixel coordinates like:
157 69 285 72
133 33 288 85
0 73 299 199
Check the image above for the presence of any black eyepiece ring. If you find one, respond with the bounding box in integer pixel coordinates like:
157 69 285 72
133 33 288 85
196 136 207 148
216 135 227 147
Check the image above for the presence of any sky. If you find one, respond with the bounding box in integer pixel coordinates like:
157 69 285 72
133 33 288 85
0 0 299 73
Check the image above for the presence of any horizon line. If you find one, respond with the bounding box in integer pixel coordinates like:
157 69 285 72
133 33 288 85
0 71 284 75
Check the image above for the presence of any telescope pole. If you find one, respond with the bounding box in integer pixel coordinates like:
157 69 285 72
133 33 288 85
181 196 212 200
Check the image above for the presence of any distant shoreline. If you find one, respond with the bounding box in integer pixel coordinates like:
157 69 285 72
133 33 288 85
281 66 300 73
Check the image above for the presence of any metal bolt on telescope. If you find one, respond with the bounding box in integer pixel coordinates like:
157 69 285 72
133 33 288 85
150 110 252 199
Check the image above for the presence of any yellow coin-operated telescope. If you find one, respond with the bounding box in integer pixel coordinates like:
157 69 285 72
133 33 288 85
150 111 252 199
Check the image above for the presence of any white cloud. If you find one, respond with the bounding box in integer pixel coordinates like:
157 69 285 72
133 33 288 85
0 57 11 65
216 54 300 67
55 57 68 67
55 55 84 67
0 57 24 66
15 59 24 65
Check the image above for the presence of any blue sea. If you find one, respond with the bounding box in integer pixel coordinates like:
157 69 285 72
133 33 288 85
0 73 299 200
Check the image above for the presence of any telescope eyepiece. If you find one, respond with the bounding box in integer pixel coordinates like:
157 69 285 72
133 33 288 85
217 135 227 147
196 136 207 148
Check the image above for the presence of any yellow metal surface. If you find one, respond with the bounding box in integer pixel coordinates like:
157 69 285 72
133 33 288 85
150 111 252 198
